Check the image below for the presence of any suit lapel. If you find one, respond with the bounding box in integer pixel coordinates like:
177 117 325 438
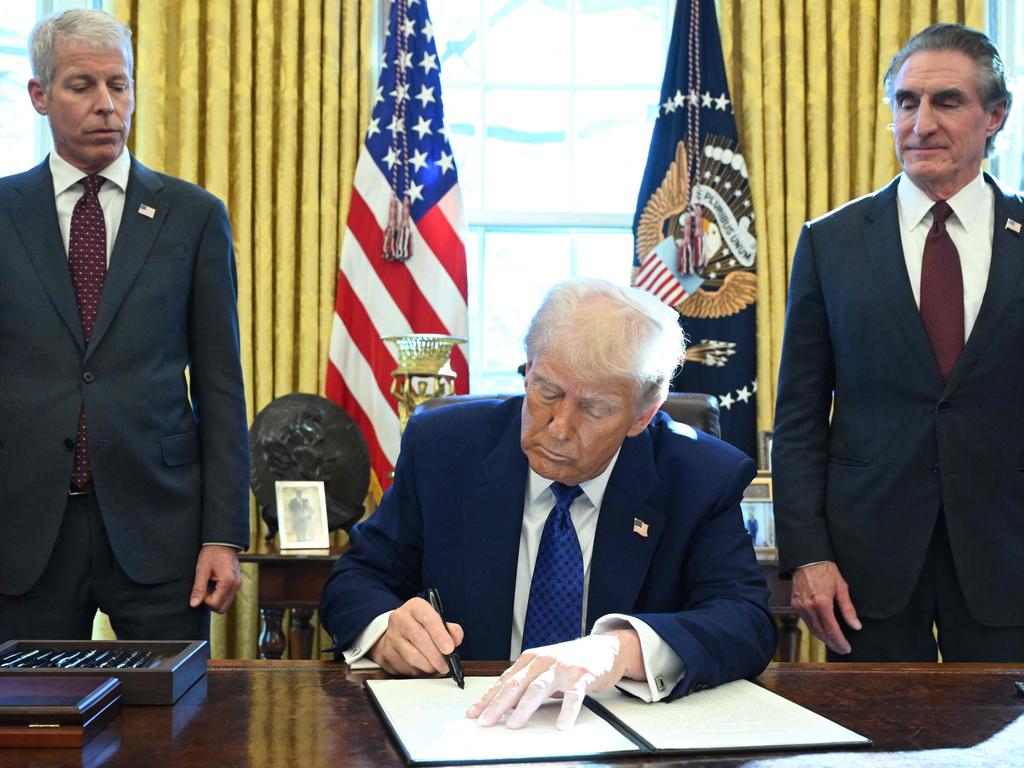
87 159 167 359
863 177 944 383
8 161 85 351
586 428 664 630
461 408 528 659
944 177 1024 394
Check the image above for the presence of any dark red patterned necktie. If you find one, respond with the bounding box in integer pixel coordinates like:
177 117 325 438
68 174 106 489
919 201 964 382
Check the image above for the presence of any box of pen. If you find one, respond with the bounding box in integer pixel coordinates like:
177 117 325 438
0 640 208 705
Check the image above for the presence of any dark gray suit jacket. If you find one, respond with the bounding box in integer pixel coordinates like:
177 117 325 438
772 174 1024 625
0 156 250 595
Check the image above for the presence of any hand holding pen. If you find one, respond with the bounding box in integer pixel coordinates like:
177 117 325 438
427 587 465 689
367 594 465 680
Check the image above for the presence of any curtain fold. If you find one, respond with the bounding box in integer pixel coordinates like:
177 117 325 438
721 0 985 662
96 0 375 658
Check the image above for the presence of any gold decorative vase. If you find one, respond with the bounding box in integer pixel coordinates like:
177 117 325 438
382 333 467 432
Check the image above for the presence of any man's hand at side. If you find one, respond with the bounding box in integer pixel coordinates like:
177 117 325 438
189 545 243 613
368 597 464 676
791 561 861 654
466 629 643 730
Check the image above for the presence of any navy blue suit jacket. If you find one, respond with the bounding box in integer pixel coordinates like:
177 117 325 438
321 397 775 699
773 174 1024 624
0 157 250 595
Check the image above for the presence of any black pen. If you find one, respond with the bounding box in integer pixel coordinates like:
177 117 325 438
426 587 464 689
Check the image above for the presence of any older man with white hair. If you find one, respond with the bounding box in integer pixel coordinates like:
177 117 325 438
321 277 774 729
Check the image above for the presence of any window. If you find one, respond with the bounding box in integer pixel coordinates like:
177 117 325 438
989 1 1024 190
429 1 673 393
0 0 104 177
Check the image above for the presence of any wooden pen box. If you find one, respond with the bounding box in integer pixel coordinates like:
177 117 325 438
0 676 121 748
0 640 208 705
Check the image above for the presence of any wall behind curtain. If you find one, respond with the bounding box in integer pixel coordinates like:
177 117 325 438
719 0 985 660
100 0 376 658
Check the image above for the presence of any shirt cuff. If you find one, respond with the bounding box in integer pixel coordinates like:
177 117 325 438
342 611 392 668
201 542 243 551
592 614 685 702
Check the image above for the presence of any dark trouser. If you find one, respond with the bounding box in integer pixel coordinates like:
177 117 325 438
0 492 208 642
828 512 1024 662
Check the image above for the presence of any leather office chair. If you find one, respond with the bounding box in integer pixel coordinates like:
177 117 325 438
416 392 720 438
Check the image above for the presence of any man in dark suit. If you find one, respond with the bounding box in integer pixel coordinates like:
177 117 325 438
0 9 249 641
321 278 775 729
773 23 1021 661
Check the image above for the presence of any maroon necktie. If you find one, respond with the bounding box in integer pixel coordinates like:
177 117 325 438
68 175 107 489
919 201 964 382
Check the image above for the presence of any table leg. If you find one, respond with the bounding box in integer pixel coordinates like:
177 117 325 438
289 608 315 660
778 614 802 661
259 607 287 660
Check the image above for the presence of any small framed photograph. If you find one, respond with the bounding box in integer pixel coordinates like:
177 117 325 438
758 430 774 471
275 480 330 550
742 473 775 556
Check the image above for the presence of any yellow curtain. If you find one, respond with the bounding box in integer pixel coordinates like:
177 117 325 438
720 0 985 661
94 0 376 658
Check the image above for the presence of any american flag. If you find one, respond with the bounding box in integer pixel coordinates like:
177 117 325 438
326 0 469 491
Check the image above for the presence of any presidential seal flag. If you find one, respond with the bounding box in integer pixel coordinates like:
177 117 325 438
633 0 756 457
327 0 469 491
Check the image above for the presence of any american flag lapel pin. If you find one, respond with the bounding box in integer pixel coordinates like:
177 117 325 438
138 203 156 219
1005 218 1022 235
632 518 649 538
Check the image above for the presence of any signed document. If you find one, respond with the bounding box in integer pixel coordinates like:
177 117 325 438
365 677 640 764
366 676 869 765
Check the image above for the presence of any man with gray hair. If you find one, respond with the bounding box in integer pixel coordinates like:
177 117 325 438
0 9 249 641
322 277 774 729
774 23 1022 661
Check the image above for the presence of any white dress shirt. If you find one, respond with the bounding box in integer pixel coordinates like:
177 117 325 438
897 172 994 342
49 150 131 265
345 451 685 702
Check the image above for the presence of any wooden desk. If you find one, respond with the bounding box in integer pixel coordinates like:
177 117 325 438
3 661 1023 767
241 544 801 662
239 541 348 659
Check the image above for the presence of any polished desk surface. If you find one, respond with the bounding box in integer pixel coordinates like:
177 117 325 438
4 661 1024 767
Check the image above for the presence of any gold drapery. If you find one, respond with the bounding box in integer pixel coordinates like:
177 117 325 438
720 0 985 661
93 0 375 658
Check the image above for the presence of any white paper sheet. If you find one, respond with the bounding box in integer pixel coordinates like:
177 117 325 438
366 676 641 764
591 678 870 751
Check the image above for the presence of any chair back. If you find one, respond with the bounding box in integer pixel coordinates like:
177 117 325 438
416 392 720 438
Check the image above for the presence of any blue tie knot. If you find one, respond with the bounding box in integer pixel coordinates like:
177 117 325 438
550 482 583 512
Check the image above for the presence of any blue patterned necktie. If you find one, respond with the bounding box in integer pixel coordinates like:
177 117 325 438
521 482 585 651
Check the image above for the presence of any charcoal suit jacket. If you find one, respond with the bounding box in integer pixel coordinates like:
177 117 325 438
0 155 250 595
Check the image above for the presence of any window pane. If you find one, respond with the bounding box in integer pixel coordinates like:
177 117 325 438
479 231 571 372
0 52 39 177
575 0 665 86
483 89 570 211
445 86 482 210
0 4 36 49
574 231 634 284
484 0 570 86
573 88 657 212
431 0 483 86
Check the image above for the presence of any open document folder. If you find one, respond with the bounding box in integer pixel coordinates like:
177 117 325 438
365 676 870 765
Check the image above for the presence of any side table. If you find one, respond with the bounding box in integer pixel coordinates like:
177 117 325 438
239 540 347 659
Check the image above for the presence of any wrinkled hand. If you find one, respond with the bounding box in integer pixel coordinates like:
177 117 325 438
368 597 464 676
466 630 643 730
791 561 861 654
189 545 242 613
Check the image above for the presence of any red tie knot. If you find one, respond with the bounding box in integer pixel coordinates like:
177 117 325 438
931 200 953 226
80 175 106 196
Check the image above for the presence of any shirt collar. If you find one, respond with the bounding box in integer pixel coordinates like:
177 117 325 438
897 171 988 234
49 149 132 198
526 447 622 511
